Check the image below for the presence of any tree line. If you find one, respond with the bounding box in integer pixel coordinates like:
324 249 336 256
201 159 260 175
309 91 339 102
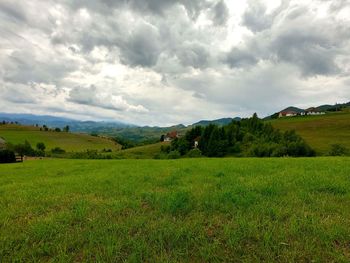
166 114 316 157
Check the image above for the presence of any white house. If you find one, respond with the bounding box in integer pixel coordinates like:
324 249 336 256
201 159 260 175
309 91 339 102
306 107 325 115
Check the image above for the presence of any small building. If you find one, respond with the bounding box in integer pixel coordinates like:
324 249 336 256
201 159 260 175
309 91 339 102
194 136 201 148
305 107 325 115
278 111 298 118
164 131 179 142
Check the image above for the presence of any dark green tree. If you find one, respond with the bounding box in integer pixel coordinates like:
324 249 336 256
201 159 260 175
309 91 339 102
36 142 46 151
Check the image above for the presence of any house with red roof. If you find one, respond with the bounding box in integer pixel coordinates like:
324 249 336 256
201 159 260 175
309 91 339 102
164 131 179 142
278 111 298 118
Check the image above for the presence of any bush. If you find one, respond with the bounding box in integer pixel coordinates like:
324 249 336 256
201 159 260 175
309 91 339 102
186 148 202 158
271 145 288 157
70 150 112 159
51 147 66 154
329 144 348 156
167 150 181 159
0 150 16 163
161 145 171 153
12 140 35 156
36 142 46 151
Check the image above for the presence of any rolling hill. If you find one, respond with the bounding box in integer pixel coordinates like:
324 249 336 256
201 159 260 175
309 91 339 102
269 110 350 154
0 112 133 131
0 124 121 152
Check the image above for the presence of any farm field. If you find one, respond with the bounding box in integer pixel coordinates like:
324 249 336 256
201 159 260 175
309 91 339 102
1 158 350 262
270 111 350 154
0 124 121 152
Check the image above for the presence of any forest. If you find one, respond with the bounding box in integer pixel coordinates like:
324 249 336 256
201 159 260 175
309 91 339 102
166 114 315 158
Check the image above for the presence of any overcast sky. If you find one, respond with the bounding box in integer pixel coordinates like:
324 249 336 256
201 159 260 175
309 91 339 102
0 0 349 126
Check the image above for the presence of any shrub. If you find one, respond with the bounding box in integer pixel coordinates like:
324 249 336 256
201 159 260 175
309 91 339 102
329 144 348 156
271 145 288 157
167 150 181 159
51 147 66 154
12 140 35 156
186 148 202 158
102 148 112 153
70 150 113 159
0 150 16 163
160 145 171 153
36 142 46 151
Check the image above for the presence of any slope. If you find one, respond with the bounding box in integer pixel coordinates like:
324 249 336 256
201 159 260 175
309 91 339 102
0 124 121 152
269 110 350 154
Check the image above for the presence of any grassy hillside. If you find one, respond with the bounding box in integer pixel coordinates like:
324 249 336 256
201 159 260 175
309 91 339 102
114 142 170 159
0 124 121 152
269 111 350 154
1 158 350 262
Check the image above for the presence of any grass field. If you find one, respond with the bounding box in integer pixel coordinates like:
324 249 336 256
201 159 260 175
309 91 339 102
0 124 121 152
1 158 350 262
270 111 350 154
114 142 170 159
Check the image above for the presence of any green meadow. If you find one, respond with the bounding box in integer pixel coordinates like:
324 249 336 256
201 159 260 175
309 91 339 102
270 111 350 155
114 142 170 159
0 124 121 152
1 158 350 262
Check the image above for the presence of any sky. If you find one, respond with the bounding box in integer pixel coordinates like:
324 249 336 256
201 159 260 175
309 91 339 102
0 0 349 126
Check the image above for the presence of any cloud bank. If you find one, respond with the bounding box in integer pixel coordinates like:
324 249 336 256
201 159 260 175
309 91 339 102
0 0 349 125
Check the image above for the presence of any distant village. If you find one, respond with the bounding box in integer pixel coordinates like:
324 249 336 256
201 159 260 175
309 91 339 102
278 107 325 118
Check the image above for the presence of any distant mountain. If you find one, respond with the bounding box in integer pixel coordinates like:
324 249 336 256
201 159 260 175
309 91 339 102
279 106 305 113
315 102 350 112
0 113 133 131
192 117 240 127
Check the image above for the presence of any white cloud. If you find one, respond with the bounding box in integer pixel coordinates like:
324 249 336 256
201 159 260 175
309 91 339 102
0 0 349 126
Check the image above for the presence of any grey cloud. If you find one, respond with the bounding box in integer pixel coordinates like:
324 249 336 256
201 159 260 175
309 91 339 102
3 50 77 85
329 0 350 12
176 43 210 69
225 48 258 68
271 30 341 76
119 23 162 67
242 0 289 32
0 1 27 22
68 85 149 113
230 1 350 77
211 0 229 26
172 63 300 115
0 84 37 104
49 10 162 67
242 1 273 32
1 0 349 125
66 0 209 19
